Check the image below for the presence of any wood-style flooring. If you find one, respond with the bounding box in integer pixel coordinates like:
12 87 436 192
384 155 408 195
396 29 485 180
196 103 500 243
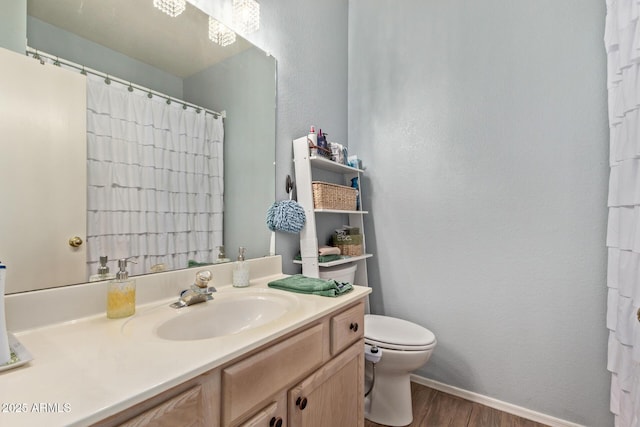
364 382 550 427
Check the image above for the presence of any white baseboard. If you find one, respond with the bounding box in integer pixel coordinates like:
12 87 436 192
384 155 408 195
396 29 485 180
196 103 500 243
410 375 585 427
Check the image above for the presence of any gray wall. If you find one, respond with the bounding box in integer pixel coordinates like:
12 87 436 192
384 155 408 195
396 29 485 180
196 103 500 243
349 0 610 425
184 47 276 259
0 0 26 54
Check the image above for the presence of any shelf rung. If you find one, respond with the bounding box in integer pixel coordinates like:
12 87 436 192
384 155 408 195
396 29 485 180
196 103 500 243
293 254 373 267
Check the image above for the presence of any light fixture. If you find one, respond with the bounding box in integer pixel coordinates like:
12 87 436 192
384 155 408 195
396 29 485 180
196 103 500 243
208 17 237 47
233 0 260 34
153 0 186 18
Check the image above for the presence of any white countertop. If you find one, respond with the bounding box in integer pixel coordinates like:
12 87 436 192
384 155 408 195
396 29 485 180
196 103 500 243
0 268 370 426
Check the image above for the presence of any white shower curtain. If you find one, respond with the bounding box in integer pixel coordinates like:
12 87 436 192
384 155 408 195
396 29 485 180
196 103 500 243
85 74 224 277
605 1 640 426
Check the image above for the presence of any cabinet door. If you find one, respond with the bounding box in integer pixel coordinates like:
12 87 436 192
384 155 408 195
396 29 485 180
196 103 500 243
238 393 286 427
288 340 364 427
118 386 204 427
93 370 220 427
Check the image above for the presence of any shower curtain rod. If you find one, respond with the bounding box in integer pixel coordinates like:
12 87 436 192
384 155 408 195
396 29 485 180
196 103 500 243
25 47 226 119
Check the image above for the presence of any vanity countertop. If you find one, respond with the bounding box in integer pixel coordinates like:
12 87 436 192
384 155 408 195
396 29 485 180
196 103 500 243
0 274 370 426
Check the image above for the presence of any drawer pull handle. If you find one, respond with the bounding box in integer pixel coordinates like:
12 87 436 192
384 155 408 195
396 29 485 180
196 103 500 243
296 396 308 410
350 322 359 332
270 417 283 427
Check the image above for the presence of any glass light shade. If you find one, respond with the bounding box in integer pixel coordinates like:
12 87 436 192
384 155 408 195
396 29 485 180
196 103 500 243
233 0 260 34
153 0 186 17
208 17 237 47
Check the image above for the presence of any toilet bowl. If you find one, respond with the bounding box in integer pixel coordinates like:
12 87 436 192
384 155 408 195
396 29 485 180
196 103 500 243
364 314 436 427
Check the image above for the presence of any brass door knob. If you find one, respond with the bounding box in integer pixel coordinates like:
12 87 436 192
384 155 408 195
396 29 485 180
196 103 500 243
68 236 83 247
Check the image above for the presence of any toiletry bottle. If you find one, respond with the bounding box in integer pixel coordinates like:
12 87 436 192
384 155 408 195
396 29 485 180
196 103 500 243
308 126 318 156
214 246 231 264
318 129 328 157
351 177 360 210
232 247 250 287
0 263 11 365
89 256 116 282
107 258 137 319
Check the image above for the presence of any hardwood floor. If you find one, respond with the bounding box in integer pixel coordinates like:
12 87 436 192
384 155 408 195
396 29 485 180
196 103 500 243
364 382 550 427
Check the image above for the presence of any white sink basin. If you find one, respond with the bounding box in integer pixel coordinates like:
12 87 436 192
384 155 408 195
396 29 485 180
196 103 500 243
153 290 299 341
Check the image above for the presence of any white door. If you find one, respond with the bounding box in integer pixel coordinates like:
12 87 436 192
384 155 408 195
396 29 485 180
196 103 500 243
0 47 87 293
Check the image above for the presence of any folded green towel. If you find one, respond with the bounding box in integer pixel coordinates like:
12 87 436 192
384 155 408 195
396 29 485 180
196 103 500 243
294 253 343 263
268 274 353 297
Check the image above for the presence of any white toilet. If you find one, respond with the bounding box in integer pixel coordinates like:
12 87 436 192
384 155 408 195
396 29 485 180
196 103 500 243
319 264 437 426
364 314 437 427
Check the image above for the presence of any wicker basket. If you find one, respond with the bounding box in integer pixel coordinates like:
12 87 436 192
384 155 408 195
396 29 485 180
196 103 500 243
312 181 357 211
332 233 363 256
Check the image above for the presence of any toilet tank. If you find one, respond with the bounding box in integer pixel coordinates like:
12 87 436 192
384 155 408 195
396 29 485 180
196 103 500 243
319 263 357 284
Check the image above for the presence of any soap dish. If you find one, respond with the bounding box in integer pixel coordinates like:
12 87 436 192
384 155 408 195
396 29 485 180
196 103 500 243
0 333 32 372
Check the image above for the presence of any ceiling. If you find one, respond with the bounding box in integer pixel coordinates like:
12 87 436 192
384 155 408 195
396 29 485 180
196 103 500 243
27 0 252 78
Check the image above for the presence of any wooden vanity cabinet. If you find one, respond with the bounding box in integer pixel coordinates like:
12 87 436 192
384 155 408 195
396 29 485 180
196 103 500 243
97 299 365 427
224 301 365 427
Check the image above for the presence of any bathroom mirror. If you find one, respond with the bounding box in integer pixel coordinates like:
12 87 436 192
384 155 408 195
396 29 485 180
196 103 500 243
1 0 275 294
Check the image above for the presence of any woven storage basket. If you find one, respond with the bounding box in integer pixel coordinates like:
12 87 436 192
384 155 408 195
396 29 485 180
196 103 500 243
332 233 363 256
312 181 357 210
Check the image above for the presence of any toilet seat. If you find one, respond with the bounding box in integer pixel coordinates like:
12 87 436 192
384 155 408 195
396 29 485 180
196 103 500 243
364 314 436 351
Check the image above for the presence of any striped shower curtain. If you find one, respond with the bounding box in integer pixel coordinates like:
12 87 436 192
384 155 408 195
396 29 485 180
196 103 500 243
85 73 224 277
605 0 640 425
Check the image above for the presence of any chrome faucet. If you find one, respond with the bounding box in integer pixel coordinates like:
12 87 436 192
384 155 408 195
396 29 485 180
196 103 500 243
170 270 216 308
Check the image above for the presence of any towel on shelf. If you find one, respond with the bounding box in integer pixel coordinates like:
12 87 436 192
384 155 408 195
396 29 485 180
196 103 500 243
318 245 341 256
268 274 353 297
294 253 343 263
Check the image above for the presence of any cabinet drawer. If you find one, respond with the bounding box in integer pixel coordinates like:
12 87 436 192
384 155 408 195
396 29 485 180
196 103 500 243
331 302 364 355
222 323 324 425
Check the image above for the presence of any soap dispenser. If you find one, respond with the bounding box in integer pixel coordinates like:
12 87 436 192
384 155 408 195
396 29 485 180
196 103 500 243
107 258 137 319
232 247 249 287
89 256 116 282
214 246 231 264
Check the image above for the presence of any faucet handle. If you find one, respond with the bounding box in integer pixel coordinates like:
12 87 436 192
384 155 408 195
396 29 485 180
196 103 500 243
194 270 212 288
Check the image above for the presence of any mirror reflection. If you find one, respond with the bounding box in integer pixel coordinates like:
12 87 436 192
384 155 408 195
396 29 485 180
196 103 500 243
0 0 276 294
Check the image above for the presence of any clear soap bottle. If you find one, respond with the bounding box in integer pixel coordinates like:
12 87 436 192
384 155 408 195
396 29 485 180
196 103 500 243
214 246 231 264
107 258 137 319
89 256 116 282
232 247 250 287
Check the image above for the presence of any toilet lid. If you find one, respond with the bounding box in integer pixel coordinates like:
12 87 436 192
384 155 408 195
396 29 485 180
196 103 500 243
364 314 436 349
